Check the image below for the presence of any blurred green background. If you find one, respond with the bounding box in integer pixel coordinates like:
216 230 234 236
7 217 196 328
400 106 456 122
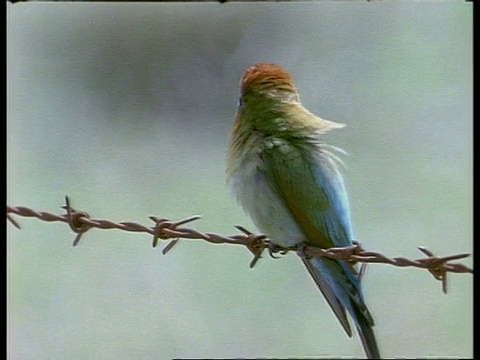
7 3 472 359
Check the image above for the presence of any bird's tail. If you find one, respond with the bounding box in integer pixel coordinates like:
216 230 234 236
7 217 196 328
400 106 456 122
357 318 381 359
301 256 381 359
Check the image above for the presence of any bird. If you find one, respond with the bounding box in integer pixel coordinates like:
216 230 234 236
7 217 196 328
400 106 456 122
226 63 381 359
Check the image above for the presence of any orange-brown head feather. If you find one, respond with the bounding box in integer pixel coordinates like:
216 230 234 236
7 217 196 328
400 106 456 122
241 63 298 97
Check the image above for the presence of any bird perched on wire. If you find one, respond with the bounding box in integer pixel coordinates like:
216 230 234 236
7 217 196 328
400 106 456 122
227 63 381 359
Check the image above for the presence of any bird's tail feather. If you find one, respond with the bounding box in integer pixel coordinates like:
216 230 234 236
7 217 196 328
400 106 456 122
301 256 381 359
357 320 381 359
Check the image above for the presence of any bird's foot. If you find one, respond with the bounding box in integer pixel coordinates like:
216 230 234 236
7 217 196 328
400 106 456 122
268 243 289 259
296 242 312 259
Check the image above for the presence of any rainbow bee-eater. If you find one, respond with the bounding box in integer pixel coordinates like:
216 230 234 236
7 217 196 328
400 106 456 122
227 63 380 359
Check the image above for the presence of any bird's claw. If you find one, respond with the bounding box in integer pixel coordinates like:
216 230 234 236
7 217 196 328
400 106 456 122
268 243 288 259
296 242 312 259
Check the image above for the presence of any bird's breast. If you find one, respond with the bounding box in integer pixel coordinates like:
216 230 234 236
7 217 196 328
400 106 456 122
228 138 305 248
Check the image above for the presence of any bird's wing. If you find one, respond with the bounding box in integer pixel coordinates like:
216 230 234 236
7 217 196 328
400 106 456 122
261 137 376 336
262 136 353 249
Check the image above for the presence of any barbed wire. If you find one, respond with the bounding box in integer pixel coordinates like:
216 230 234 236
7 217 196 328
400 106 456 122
7 196 473 294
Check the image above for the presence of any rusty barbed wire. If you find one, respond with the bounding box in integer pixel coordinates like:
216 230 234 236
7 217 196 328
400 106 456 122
7 196 473 294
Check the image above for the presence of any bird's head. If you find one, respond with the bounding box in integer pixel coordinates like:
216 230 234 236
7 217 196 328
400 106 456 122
239 63 300 108
232 63 344 141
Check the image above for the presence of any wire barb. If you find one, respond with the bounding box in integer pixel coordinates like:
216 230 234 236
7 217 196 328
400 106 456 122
7 213 21 229
62 196 93 246
235 225 267 268
6 199 473 293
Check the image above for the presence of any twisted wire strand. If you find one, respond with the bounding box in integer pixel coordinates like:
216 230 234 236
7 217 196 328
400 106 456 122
7 197 473 294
